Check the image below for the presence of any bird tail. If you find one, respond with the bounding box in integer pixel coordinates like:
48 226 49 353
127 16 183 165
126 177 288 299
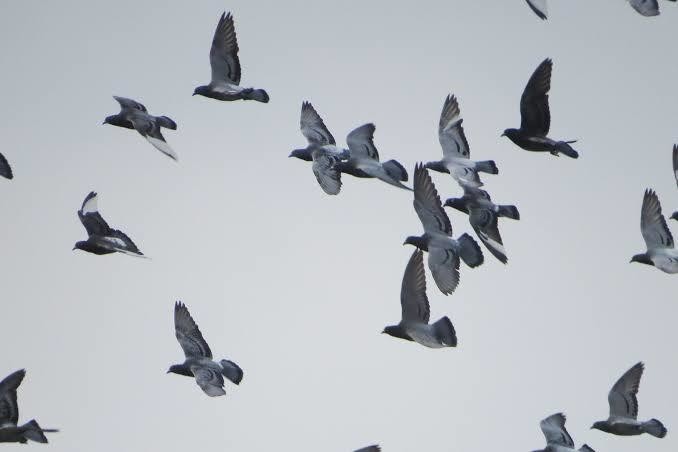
458 233 484 268
242 88 270 103
155 115 177 130
556 141 579 158
497 205 520 220
642 419 667 438
383 159 409 181
20 420 58 444
475 160 498 175
579 445 595 452
220 359 244 385
432 316 457 347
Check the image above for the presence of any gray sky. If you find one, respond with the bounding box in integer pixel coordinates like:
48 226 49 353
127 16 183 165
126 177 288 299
0 0 676 450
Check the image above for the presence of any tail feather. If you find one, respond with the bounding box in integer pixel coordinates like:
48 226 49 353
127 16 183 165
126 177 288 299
242 88 270 103
643 419 667 438
21 420 57 444
497 205 520 220
383 159 409 181
155 115 177 130
458 233 484 268
579 445 595 452
220 359 244 385
475 160 498 175
432 316 457 347
556 141 579 158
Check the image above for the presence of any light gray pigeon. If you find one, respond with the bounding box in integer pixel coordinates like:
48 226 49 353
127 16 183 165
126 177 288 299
382 249 457 348
193 12 269 103
404 164 483 295
104 96 178 161
354 446 381 452
0 369 58 444
289 102 347 195
532 413 594 452
671 145 678 221
630 189 678 273
168 301 243 397
629 0 676 16
525 0 548 19
333 124 411 191
444 181 519 264
591 362 667 438
0 152 12 180
425 94 498 188
73 191 146 258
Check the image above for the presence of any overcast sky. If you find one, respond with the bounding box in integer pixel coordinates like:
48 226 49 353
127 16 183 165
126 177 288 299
0 0 676 451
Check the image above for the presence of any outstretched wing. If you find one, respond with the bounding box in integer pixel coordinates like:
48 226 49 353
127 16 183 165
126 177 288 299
113 96 147 113
174 302 213 359
301 102 335 145
413 164 452 235
608 362 644 420
438 94 470 159
525 0 548 19
129 116 178 161
346 123 379 161
311 151 341 195
400 250 430 324
628 0 660 16
0 152 13 180
470 208 507 264
0 369 25 426
78 191 111 237
190 365 226 397
672 144 678 188
640 189 673 249
209 12 241 85
520 58 552 136
540 413 574 447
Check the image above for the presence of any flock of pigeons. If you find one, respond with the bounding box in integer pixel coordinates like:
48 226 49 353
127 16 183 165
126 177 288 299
0 5 672 451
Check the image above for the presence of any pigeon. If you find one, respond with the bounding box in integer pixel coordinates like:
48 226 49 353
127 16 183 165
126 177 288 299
502 59 579 159
671 145 678 221
404 164 483 295
332 124 411 191
354 446 381 452
445 182 519 264
0 369 58 444
532 413 594 452
104 96 178 161
591 362 667 438
168 301 243 397
0 153 13 179
631 189 678 273
289 102 348 195
629 0 676 16
193 12 269 103
425 94 498 188
73 191 146 257
525 0 548 19
382 249 457 348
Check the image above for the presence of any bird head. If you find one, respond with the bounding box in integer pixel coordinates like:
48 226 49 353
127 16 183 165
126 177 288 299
630 254 653 265
444 197 468 214
192 86 208 97
288 149 312 161
590 421 608 432
501 128 518 139
72 241 85 252
671 212 678 221
102 115 115 126
403 236 427 251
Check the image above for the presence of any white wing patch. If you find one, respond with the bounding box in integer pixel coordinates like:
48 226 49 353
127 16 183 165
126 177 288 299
81 194 98 214
146 137 179 161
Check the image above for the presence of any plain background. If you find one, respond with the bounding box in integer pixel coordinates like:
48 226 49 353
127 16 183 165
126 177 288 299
0 0 676 451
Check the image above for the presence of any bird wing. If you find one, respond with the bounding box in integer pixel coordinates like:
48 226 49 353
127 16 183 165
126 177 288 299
400 249 430 324
673 144 678 188
209 12 241 85
346 123 379 161
413 164 452 235
113 96 147 113
129 115 178 161
190 365 226 397
640 189 674 249
539 413 574 447
608 362 644 420
0 369 24 426
174 302 213 359
525 0 548 19
78 191 111 236
469 208 507 264
0 152 13 180
428 247 460 295
354 446 381 452
438 95 470 159
628 0 660 16
301 102 335 145
311 151 341 195
520 58 552 136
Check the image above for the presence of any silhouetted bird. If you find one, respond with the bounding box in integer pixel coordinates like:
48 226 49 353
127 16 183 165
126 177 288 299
532 413 594 452
525 0 547 19
0 369 58 444
631 189 678 273
73 191 145 257
0 153 13 179
354 446 381 452
193 12 269 103
629 0 676 16
103 96 178 160
502 59 579 158
383 250 457 348
168 301 243 397
405 164 483 294
425 94 497 188
591 362 667 438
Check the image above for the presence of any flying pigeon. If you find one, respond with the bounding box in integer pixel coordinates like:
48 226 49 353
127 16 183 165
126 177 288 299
631 189 678 273
525 0 548 19
671 145 678 221
629 0 676 16
532 413 594 452
289 102 348 195
104 96 178 161
591 362 667 438
0 369 58 444
425 94 498 188
73 191 146 257
0 152 13 179
445 182 519 264
354 446 381 452
502 59 579 159
382 249 457 348
333 124 411 191
193 12 269 103
168 301 243 397
404 164 483 295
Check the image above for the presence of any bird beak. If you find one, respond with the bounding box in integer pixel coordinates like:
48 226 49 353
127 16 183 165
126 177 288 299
192 93 197 96
72 246 77 251
500 132 506 137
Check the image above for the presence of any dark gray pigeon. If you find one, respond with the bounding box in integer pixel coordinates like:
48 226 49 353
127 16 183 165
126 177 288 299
629 0 676 16
502 59 579 159
445 181 519 264
525 0 548 19
333 124 411 191
532 413 594 452
425 94 498 188
591 362 667 438
193 12 269 103
0 369 58 444
354 446 381 452
0 152 12 180
671 145 678 221
404 164 483 295
104 96 178 161
289 102 348 195
73 191 146 258
168 301 243 397
383 249 457 348
631 189 678 273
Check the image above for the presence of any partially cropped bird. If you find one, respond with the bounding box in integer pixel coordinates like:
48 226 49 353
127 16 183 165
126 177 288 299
193 12 269 103
354 446 381 452
631 189 678 273
502 58 579 159
525 0 548 19
0 152 13 179
532 413 594 452
670 145 678 221
628 0 676 16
